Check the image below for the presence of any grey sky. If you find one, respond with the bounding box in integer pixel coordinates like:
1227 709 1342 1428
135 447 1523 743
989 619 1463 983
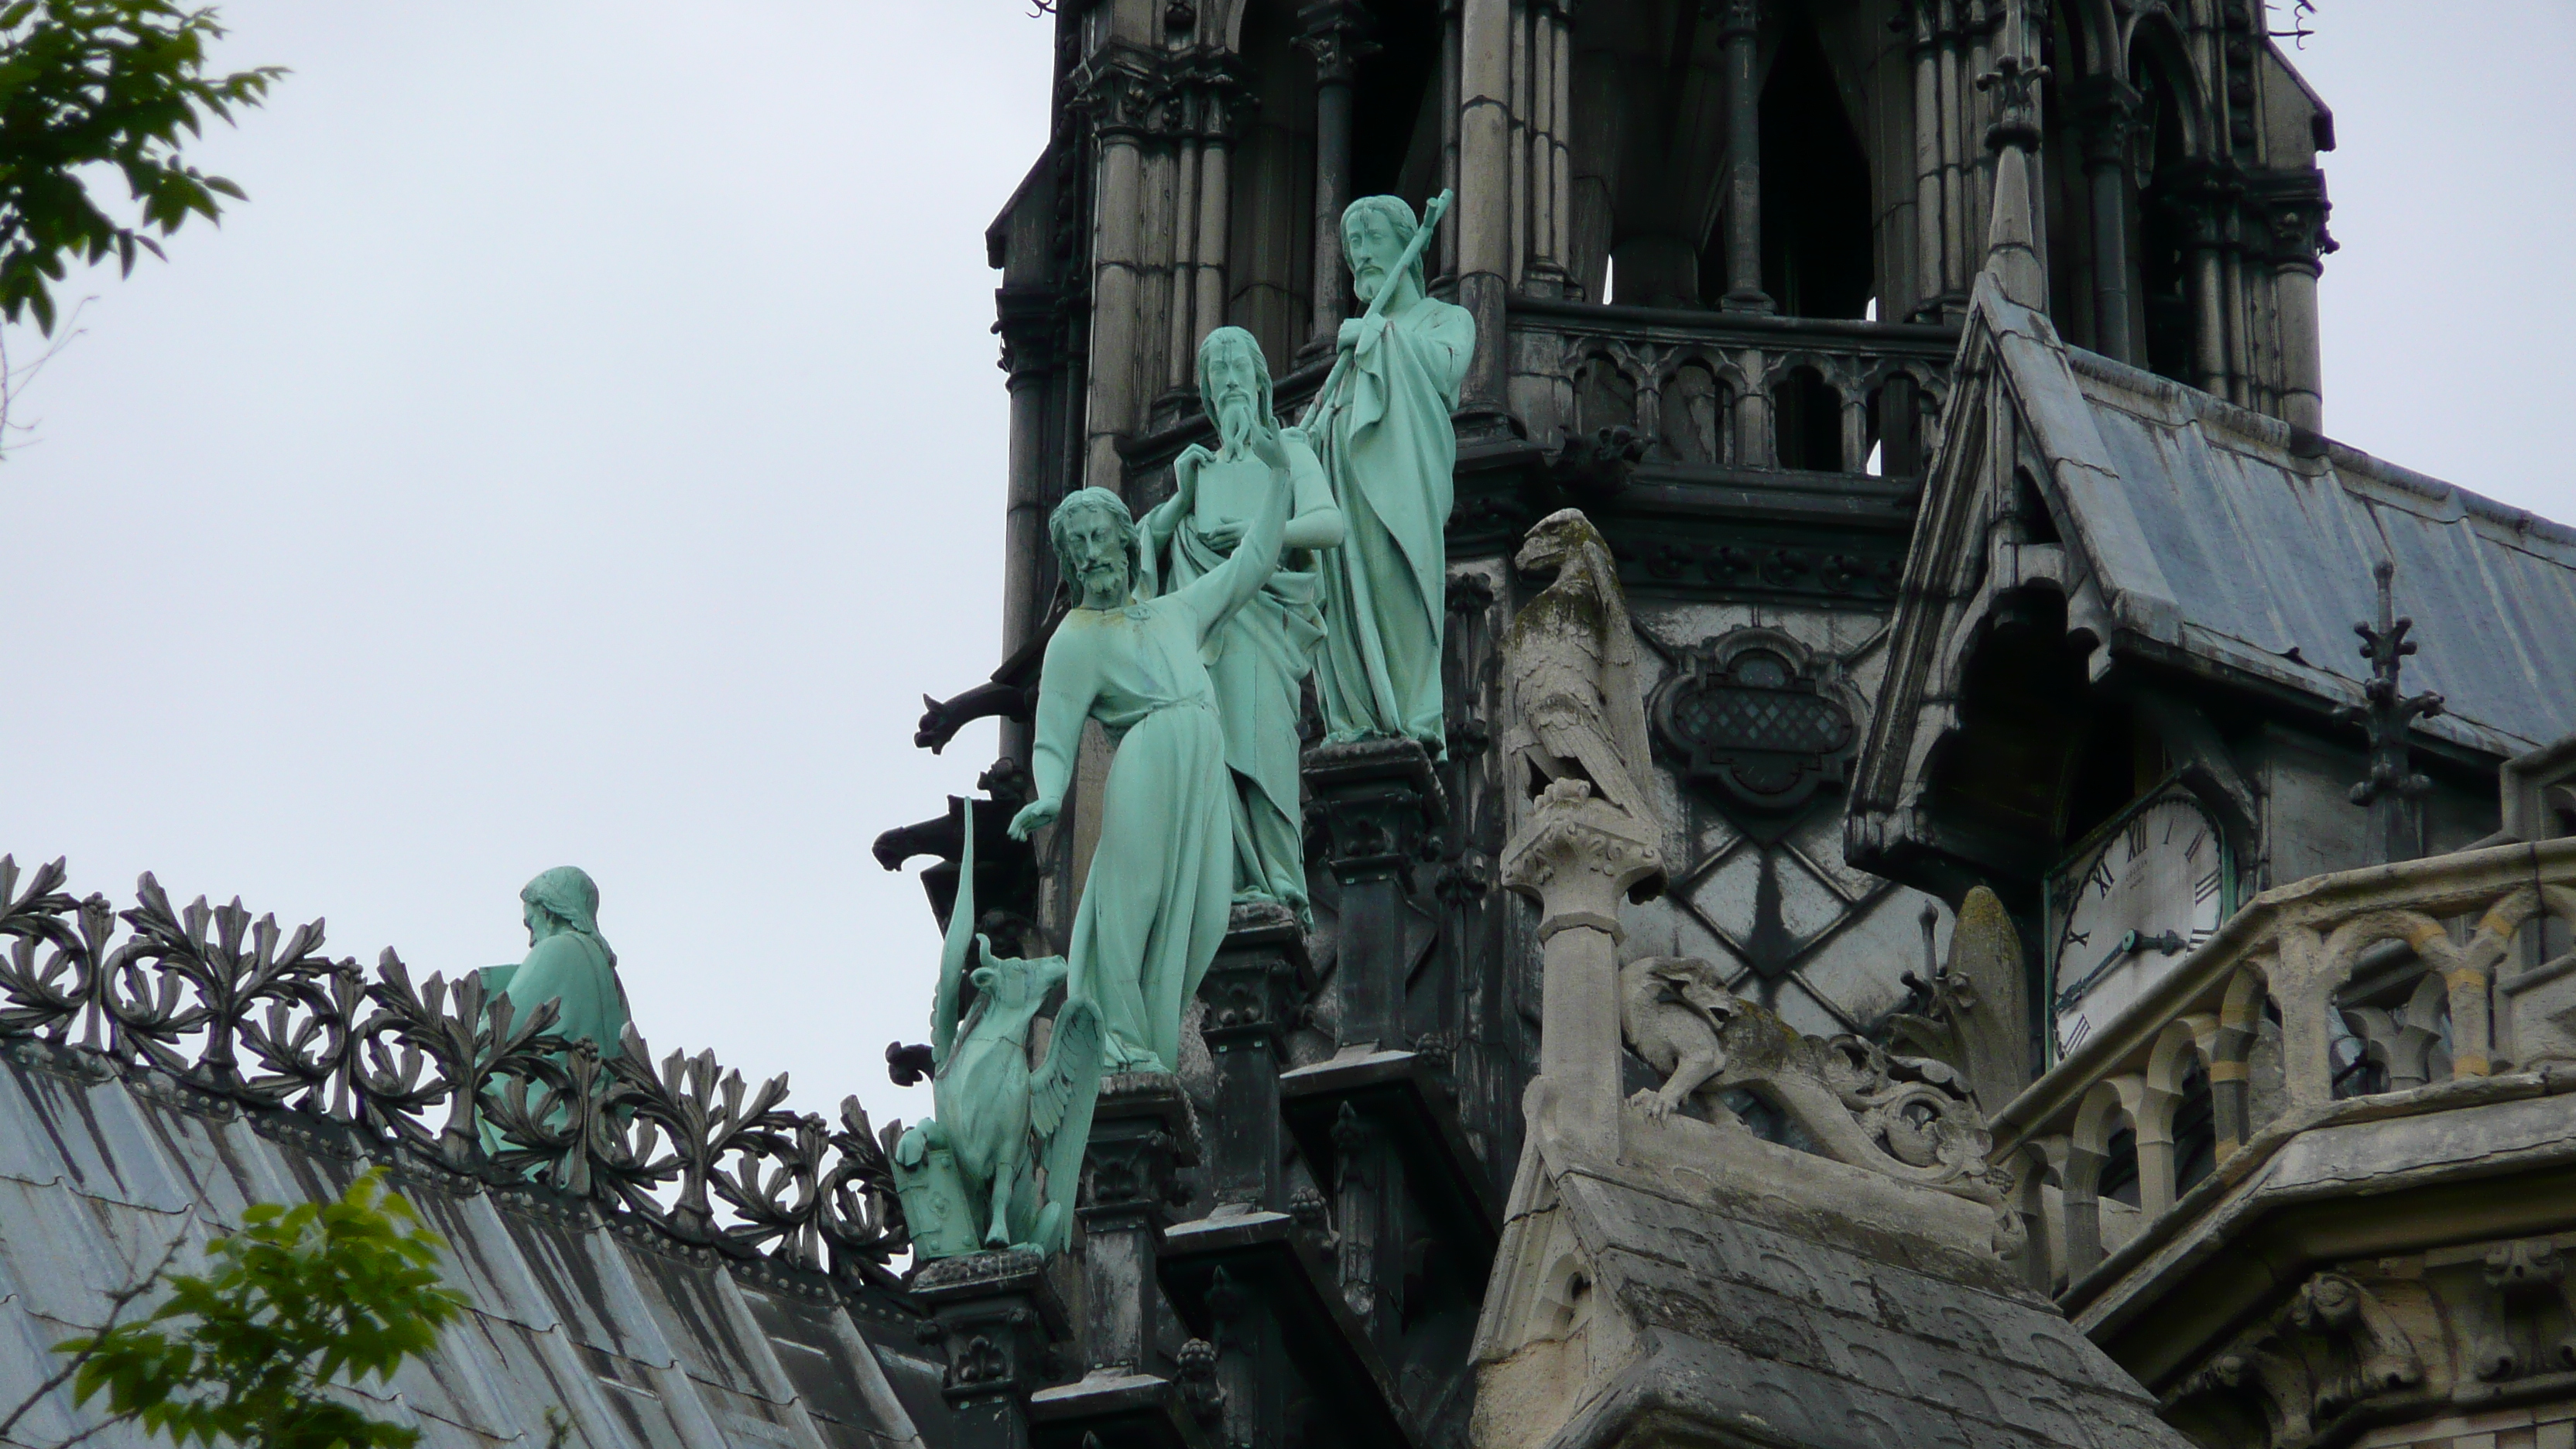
1 2 2565 1139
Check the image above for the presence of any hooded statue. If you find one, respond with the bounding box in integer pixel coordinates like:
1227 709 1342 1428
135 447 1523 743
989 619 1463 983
485 866 629 1060
1141 325 1344 921
477 866 631 1158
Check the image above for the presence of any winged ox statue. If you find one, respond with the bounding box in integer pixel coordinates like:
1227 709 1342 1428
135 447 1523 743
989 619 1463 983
889 800 1105 1259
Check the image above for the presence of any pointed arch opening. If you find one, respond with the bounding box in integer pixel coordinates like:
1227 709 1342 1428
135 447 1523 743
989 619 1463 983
1728 14 1872 318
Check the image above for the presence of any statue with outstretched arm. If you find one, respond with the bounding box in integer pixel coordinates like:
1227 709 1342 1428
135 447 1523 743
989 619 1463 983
1009 432 1297 1074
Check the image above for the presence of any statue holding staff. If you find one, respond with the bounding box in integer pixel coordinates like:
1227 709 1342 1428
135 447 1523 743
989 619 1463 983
1009 445 1297 1074
1142 327 1343 923
1306 190 1474 753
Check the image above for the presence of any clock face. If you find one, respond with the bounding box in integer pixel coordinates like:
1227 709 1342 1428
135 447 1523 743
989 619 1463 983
2050 793 2226 1057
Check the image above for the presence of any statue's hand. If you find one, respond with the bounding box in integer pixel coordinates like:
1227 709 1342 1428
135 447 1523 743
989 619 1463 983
1007 797 1061 841
1174 444 1214 497
1200 519 1246 550
1250 420 1291 474
1336 313 1386 356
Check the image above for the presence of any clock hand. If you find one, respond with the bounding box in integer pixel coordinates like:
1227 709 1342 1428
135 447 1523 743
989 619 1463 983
2053 929 2197 1014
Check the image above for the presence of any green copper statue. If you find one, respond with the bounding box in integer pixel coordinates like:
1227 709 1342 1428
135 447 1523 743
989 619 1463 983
1142 326 1343 923
1009 457 1297 1074
477 867 629 1154
1308 192 1473 753
891 803 1104 1259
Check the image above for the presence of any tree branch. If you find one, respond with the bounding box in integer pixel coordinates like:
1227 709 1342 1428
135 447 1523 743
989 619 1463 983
0 1205 197 1441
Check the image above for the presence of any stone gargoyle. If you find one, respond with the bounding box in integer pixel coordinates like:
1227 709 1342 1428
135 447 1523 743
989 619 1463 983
1619 954 2000 1207
890 801 1105 1261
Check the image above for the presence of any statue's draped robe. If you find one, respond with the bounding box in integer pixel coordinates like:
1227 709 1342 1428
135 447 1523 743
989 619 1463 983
1152 437 1331 918
1314 294 1475 748
1033 550 1272 1072
478 930 628 1156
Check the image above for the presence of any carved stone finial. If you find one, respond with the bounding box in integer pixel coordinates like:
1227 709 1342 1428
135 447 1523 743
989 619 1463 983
2339 559 2445 863
1976 54 2049 153
1975 57 2048 307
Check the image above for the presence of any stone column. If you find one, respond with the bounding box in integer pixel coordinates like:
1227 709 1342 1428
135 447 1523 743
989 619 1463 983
996 283 1060 766
1298 1 1377 359
1304 739 1445 1053
1908 2 1944 315
1500 784 1662 1148
913 1252 1071 1449
2259 173 2331 433
1330 1099 1403 1354
1519 0 1572 296
1304 738 1442 1350
1195 904 1307 1211
1078 48 1166 497
1191 60 1248 371
2073 76 2139 365
1715 0 1772 313
1457 0 1512 413
1079 1073 1196 1376
1934 8 1966 303
1189 906 1303 1445
2179 163 2240 400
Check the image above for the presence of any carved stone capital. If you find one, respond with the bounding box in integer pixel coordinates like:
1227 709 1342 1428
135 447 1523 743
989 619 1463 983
2070 76 2143 169
1071 46 1170 139
1079 1072 1197 1232
2163 158 2247 251
1304 738 1446 886
2249 168 2337 272
1197 904 1307 1056
1500 781 1664 937
1163 47 1256 141
909 1250 1070 1408
992 283 1064 379
1293 0 1379 85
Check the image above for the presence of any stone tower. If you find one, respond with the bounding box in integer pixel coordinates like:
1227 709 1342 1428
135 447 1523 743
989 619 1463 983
872 0 2345 1443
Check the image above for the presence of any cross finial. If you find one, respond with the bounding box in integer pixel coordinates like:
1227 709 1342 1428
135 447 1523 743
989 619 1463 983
1977 55 2048 152
2339 559 2446 862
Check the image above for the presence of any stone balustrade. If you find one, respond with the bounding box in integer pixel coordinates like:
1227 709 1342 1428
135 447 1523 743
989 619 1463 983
1504 298 1959 474
1990 837 2576 1304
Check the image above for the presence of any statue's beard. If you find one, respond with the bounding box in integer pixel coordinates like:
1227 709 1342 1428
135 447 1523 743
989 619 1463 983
1216 394 1259 456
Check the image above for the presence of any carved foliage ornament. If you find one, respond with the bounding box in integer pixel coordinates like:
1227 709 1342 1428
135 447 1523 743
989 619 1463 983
1650 627 1859 817
0 856 910 1289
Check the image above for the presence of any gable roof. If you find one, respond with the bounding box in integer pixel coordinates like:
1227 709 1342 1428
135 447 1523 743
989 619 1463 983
1852 278 2576 869
1985 285 2576 755
1522 1158 2190 1449
0 1042 937 1449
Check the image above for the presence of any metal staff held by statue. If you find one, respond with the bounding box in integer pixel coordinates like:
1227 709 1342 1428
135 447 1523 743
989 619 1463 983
1298 187 1454 431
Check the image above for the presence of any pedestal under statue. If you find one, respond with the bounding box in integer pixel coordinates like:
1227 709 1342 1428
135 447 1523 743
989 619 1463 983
1310 193 1474 754
1010 461 1296 1074
1143 326 1343 923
